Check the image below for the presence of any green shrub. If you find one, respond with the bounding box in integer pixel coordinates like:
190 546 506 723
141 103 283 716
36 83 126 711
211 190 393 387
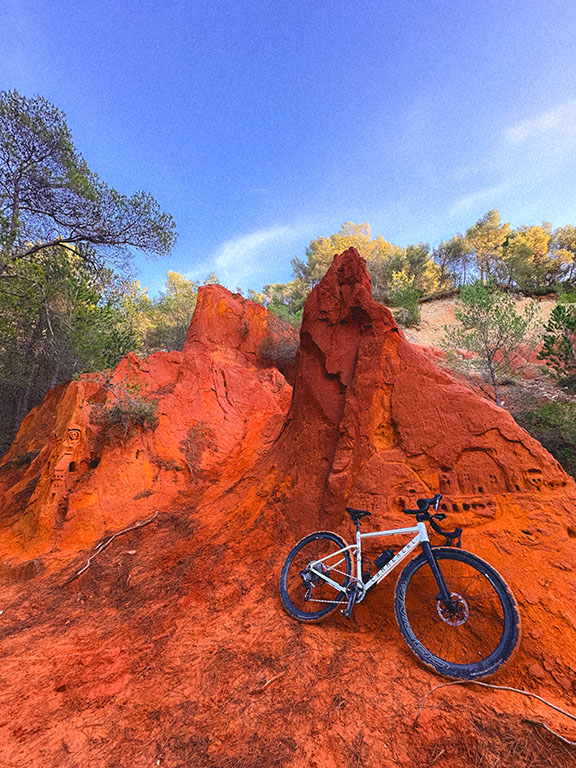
389 269 421 327
443 280 539 407
538 303 576 390
101 399 158 432
515 400 576 477
92 376 158 440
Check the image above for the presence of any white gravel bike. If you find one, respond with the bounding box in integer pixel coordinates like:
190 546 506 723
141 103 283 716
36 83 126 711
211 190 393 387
279 495 520 679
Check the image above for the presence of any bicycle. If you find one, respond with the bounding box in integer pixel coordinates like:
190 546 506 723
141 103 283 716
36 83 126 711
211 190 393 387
279 494 520 679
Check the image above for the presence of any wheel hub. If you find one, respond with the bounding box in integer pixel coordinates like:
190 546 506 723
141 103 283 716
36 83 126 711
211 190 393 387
300 563 329 599
437 592 469 626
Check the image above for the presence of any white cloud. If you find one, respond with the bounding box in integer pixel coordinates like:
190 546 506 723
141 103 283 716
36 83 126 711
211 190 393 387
448 183 512 217
213 226 293 284
448 102 576 222
505 102 576 144
187 224 309 289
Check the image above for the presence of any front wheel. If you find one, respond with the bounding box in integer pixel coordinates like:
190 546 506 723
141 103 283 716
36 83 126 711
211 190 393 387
280 531 352 622
395 547 520 679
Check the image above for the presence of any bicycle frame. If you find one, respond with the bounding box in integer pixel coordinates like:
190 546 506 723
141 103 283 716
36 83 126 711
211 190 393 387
280 498 521 679
309 520 447 601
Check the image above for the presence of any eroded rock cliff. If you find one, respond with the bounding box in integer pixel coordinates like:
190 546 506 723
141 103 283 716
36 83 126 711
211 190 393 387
0 285 293 564
0 250 574 767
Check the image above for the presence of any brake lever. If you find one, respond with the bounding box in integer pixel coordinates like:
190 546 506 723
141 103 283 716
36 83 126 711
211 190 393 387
429 515 462 548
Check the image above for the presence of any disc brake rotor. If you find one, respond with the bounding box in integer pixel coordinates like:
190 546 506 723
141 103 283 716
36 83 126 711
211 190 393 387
437 592 469 626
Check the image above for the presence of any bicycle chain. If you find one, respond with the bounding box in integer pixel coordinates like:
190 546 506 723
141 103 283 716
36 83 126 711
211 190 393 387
305 564 354 604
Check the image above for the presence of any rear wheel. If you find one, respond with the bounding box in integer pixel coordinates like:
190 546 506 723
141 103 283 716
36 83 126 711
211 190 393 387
280 531 352 622
395 547 520 679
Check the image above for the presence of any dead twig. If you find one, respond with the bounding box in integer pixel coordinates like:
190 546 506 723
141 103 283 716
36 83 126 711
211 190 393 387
414 680 576 730
249 671 286 695
425 747 446 768
62 511 159 586
337 731 366 768
523 719 576 747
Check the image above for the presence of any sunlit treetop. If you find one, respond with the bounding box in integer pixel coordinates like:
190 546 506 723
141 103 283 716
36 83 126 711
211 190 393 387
0 90 177 274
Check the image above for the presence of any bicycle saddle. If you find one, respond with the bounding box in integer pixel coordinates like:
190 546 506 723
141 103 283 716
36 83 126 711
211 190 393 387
345 507 371 522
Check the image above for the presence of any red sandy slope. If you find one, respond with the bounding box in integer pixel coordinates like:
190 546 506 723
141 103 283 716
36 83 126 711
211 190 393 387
0 249 574 767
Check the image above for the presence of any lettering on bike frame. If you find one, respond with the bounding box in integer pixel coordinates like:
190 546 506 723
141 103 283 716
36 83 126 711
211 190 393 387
280 493 521 680
309 521 429 598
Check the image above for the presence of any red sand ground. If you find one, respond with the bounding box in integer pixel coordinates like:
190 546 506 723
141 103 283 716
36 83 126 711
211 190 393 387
0 249 575 767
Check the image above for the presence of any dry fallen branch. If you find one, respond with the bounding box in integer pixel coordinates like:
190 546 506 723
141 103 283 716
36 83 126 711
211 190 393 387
523 718 576 747
249 671 286 695
63 510 159 586
414 680 576 731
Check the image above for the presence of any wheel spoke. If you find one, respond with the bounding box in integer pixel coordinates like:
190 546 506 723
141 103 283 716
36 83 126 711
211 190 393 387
396 549 518 676
280 533 352 621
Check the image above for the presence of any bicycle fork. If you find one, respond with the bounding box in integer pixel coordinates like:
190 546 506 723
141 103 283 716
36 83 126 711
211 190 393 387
417 521 454 608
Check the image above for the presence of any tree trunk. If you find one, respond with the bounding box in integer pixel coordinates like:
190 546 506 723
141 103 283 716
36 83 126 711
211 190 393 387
488 363 502 407
14 364 38 429
13 319 42 432
8 175 20 250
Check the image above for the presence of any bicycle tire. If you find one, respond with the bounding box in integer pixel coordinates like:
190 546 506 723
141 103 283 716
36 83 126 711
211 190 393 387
394 547 520 679
279 531 353 622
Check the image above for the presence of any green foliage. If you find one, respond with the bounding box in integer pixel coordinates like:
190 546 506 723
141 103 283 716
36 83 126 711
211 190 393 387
292 222 379 292
515 399 576 477
389 269 421 327
554 284 576 304
0 89 178 451
498 223 568 292
444 281 540 406
260 279 307 326
292 221 437 303
0 248 142 453
464 210 510 282
433 236 467 290
141 271 198 353
538 303 576 389
248 212 576 329
404 243 439 294
7 191 576 461
0 90 176 273
92 376 158 440
551 225 576 283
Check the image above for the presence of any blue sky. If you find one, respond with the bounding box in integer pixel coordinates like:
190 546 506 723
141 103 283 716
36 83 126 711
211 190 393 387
2 0 576 295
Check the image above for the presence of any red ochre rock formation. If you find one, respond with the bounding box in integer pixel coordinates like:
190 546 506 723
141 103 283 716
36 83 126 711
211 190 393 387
0 250 575 767
0 284 293 565
281 250 572 519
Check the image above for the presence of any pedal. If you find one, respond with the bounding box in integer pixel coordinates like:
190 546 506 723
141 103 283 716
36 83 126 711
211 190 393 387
341 584 357 619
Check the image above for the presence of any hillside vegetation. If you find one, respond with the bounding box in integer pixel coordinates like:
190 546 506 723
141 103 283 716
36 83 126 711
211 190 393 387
4 212 576 455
